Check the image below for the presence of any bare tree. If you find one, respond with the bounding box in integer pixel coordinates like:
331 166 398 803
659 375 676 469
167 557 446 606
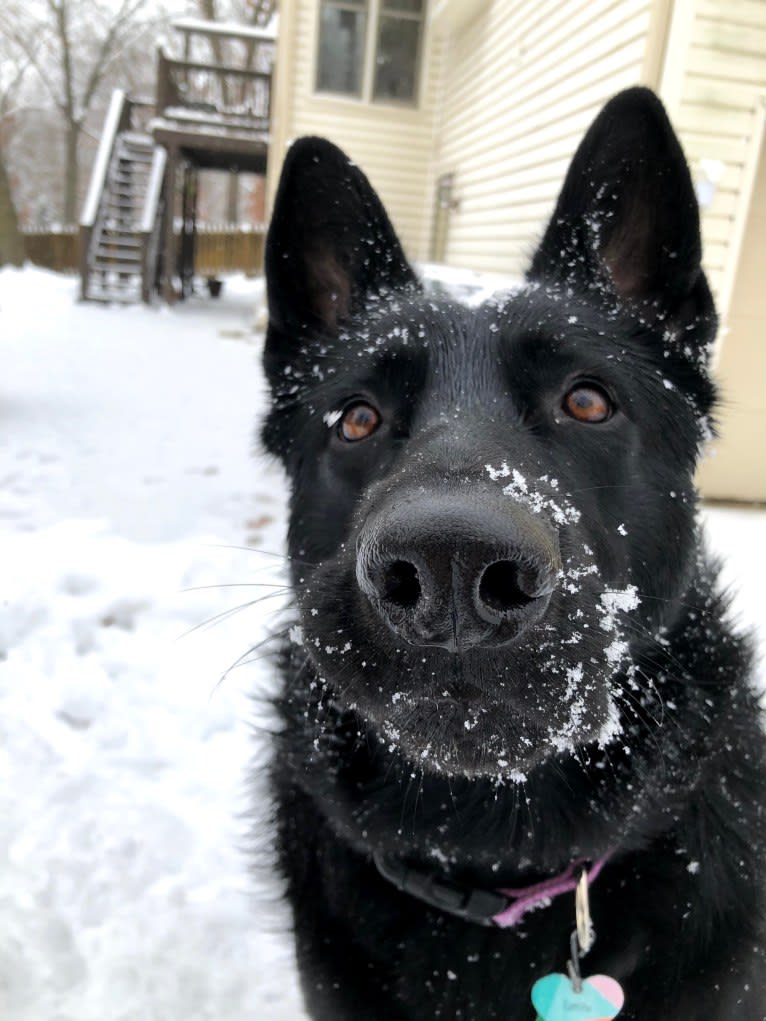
0 150 24 267
0 46 28 265
0 0 162 223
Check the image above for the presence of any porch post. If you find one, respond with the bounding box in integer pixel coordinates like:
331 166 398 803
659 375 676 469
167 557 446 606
162 144 178 303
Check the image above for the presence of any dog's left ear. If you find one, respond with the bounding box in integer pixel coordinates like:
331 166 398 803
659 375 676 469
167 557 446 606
264 137 419 380
528 87 715 333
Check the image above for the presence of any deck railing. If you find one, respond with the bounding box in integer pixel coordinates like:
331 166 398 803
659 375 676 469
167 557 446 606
79 90 130 300
78 91 156 300
157 52 271 126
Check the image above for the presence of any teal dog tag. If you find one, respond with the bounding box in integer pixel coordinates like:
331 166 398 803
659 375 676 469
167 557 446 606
531 972 624 1020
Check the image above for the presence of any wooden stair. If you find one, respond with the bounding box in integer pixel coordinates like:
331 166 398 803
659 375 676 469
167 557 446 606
83 132 156 303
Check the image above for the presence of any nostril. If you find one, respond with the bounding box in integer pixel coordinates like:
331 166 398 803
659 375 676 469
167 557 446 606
381 560 421 608
478 560 535 614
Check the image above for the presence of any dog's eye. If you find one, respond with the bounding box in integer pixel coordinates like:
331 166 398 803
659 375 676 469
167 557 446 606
339 402 381 442
563 384 613 424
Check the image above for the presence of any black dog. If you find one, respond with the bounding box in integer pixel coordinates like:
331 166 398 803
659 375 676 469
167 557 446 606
261 88 766 1019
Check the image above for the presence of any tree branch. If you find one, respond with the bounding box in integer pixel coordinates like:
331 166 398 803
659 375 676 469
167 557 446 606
0 19 64 112
79 0 150 114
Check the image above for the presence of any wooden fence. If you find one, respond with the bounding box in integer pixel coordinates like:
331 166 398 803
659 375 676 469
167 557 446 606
193 227 265 277
23 228 79 272
21 226 265 278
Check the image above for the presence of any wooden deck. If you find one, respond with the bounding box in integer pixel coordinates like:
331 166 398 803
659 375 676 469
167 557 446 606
151 19 275 300
79 17 275 304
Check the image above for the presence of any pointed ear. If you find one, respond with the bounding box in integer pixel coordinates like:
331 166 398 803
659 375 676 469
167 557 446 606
528 87 715 332
264 137 419 376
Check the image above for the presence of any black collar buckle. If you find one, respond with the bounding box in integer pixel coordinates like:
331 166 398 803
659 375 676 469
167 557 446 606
374 852 509 927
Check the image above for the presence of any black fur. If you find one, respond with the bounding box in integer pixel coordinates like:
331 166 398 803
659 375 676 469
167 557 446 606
261 88 766 1019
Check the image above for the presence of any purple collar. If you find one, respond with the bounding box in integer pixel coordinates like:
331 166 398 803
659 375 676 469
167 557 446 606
492 854 610 927
374 852 612 928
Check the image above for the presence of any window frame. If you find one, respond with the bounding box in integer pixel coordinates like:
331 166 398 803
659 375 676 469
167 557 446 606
313 0 426 108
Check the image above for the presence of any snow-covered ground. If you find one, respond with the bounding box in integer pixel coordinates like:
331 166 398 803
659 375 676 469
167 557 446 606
1 267 763 1021
1 268 306 1021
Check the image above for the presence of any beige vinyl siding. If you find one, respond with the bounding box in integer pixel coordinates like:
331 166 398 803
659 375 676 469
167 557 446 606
671 0 766 501
697 116 766 501
268 1 444 262
433 0 652 276
667 0 766 309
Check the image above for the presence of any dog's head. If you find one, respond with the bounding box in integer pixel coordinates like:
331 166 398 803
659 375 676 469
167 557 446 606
262 88 717 779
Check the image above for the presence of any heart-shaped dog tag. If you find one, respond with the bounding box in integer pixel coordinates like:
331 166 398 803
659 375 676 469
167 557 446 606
531 972 624 1021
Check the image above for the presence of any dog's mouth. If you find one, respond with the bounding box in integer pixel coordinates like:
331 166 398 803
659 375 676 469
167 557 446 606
360 675 620 778
298 627 626 779
373 691 541 778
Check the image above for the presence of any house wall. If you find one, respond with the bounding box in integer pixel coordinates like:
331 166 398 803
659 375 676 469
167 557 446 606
431 0 654 277
663 0 766 316
668 0 766 502
697 122 766 502
266 0 444 263
269 0 765 299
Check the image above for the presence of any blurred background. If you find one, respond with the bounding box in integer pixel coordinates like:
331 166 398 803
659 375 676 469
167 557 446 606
1 0 764 500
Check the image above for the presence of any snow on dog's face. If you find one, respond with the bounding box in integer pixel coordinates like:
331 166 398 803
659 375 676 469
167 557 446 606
262 90 717 779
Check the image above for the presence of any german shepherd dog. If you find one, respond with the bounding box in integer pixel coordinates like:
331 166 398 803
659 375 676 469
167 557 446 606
261 88 766 1019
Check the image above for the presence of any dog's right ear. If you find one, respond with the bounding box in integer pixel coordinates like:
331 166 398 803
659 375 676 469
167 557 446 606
264 137 418 380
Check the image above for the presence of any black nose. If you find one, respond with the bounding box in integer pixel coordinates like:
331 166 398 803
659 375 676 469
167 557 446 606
356 494 560 651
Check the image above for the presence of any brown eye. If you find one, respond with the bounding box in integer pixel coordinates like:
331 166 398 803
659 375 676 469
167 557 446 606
563 384 613 423
339 402 381 442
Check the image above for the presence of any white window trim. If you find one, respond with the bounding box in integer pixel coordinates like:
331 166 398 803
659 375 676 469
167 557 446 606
313 0 426 108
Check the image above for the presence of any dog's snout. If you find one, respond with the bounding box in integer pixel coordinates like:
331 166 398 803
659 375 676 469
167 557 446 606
356 496 560 651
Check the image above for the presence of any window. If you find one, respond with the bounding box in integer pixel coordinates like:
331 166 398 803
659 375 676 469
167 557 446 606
316 1 368 97
316 0 425 104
